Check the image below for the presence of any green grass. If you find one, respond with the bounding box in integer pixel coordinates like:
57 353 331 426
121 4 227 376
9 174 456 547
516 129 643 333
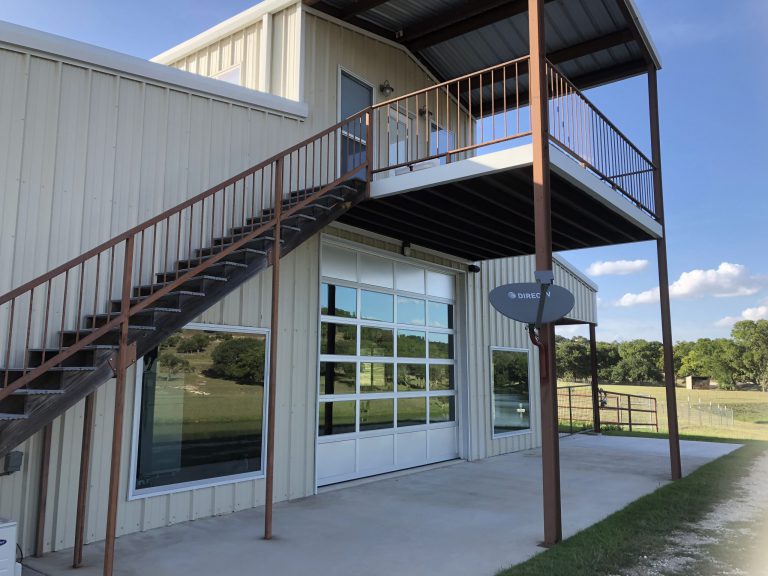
496 441 767 576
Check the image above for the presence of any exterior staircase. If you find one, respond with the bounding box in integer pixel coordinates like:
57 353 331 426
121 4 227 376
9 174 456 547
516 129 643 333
0 110 371 459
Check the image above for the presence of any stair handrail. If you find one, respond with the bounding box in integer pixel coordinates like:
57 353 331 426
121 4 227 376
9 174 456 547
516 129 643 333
0 108 372 402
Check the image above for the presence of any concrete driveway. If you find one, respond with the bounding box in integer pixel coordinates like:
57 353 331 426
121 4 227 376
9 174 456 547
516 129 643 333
24 435 739 576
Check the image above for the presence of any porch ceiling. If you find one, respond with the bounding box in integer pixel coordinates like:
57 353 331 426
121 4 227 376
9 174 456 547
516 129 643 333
338 167 656 261
304 0 659 91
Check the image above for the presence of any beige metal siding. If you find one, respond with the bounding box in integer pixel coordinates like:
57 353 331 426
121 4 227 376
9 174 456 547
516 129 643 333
168 4 301 100
0 237 321 556
0 44 306 295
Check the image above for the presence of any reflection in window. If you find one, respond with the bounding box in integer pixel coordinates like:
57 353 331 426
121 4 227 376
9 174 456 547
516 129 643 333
491 349 530 435
360 326 394 356
397 297 425 325
429 365 454 390
361 290 394 323
428 302 453 329
397 364 426 391
320 362 356 395
398 397 426 427
428 333 453 359
360 399 394 431
360 362 394 393
321 323 357 355
321 284 357 318
397 329 426 358
318 401 356 436
430 396 455 423
135 328 266 491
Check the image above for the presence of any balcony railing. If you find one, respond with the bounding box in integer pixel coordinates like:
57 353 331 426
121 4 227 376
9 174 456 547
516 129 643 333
369 56 657 219
546 60 657 217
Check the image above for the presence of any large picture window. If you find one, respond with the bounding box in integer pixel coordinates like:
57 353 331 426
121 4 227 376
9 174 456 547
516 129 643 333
131 325 268 496
491 348 531 436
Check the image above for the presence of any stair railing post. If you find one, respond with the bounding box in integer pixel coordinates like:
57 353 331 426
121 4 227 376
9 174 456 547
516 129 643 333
365 110 374 197
34 423 52 558
103 235 134 576
264 157 283 540
73 392 95 568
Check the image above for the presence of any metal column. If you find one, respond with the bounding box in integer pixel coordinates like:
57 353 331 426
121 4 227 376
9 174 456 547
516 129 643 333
34 424 52 558
264 158 283 540
528 0 562 546
647 66 682 480
103 236 135 576
589 323 601 433
73 393 95 568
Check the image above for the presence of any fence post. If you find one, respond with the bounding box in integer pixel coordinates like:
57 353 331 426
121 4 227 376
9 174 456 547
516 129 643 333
567 387 573 434
627 396 633 432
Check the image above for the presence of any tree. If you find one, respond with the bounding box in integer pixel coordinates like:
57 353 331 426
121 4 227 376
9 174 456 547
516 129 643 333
732 320 768 391
158 351 193 381
177 333 210 353
208 337 266 385
678 338 742 390
612 340 663 384
596 341 620 383
556 336 591 382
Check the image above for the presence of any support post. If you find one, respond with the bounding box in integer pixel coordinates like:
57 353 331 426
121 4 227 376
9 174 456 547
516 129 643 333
34 424 52 558
103 236 134 576
73 393 95 568
264 157 283 540
589 323 601 433
648 66 681 480
528 0 561 546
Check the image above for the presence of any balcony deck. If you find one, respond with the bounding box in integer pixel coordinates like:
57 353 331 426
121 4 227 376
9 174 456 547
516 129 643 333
341 142 660 261
337 57 660 262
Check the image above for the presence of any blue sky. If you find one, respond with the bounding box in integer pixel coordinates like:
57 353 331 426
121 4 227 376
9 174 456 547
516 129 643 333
1 0 766 343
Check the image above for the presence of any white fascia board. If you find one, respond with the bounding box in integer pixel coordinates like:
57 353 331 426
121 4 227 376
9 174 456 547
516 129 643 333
0 19 308 119
553 254 599 293
623 0 662 70
549 145 663 239
370 144 534 199
152 0 300 64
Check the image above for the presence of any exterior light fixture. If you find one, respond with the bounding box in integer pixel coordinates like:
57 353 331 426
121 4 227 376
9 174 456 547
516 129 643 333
379 80 394 96
468 264 481 273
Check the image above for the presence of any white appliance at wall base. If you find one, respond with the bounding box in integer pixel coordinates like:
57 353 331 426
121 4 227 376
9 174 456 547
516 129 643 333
0 519 21 576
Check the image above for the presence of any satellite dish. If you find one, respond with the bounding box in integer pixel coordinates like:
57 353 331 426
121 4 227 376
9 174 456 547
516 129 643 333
489 282 575 325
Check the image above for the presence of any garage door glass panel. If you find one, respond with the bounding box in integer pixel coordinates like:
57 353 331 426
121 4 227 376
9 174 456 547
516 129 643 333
360 362 394 393
428 333 453 359
429 365 454 390
427 302 453 329
361 290 393 322
398 397 427 427
397 329 426 357
360 399 394 431
321 284 357 318
430 396 455 423
397 364 426 391
320 362 356 395
397 297 425 325
360 326 394 356
321 323 357 355
319 401 356 436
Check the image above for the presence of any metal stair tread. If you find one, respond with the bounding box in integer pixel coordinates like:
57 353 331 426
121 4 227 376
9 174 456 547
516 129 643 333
12 389 66 396
0 413 28 421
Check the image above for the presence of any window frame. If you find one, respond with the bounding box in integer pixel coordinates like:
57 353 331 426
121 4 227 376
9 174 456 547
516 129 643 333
490 346 533 439
128 322 270 500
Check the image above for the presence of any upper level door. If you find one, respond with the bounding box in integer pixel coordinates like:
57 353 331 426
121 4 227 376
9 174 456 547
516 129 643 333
340 71 373 178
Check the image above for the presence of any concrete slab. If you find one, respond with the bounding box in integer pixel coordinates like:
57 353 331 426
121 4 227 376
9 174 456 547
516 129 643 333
23 436 739 576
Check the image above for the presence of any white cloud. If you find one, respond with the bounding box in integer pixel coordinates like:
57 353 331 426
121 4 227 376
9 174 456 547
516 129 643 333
616 263 765 307
716 300 768 327
587 259 648 277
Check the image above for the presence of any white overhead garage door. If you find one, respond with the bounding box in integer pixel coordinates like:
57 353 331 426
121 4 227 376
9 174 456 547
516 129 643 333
316 242 459 486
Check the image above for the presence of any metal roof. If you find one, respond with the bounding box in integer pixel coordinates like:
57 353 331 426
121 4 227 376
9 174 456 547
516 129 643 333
305 0 660 89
